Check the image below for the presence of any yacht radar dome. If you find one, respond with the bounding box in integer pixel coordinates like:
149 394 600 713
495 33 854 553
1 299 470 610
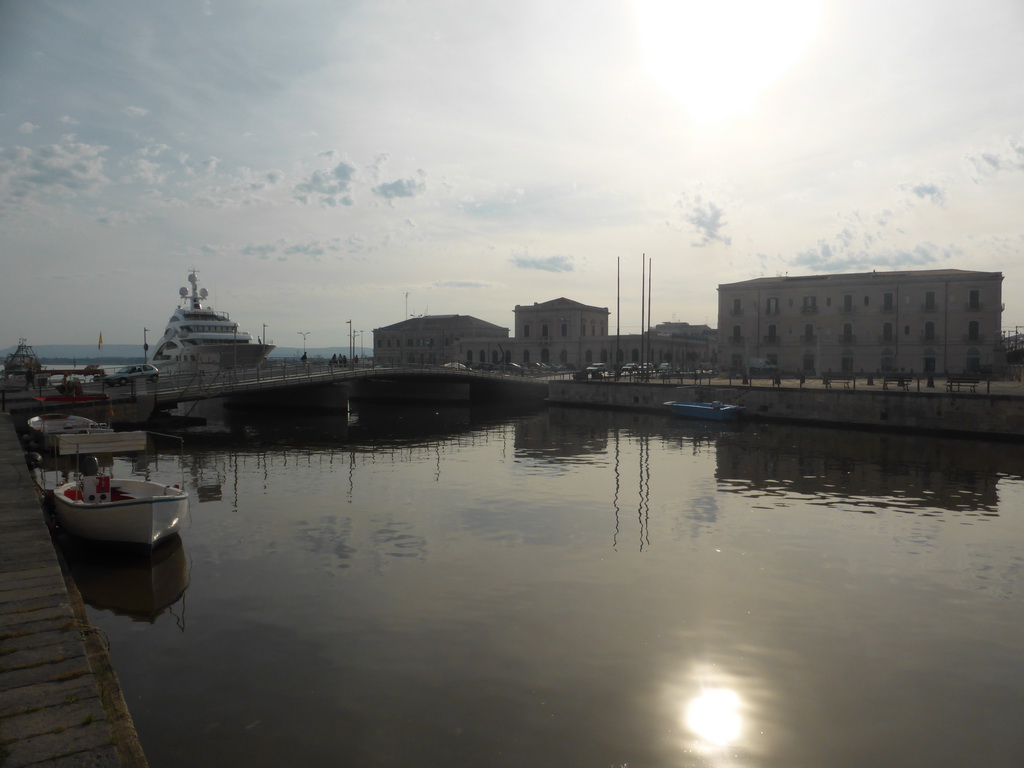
179 287 188 298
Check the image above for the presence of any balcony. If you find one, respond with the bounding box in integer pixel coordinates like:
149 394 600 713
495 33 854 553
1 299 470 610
763 335 780 345
878 334 895 343
921 303 937 313
800 334 817 344
964 334 984 343
965 302 983 312
728 336 745 345
838 334 857 344
730 308 744 317
801 305 818 314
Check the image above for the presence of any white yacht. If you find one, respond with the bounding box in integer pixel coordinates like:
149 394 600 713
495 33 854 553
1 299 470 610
151 271 275 372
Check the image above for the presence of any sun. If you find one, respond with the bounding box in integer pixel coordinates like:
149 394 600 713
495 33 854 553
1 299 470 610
634 0 821 124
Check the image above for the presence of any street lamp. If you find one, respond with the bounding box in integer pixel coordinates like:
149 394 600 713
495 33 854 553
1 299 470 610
143 328 149 362
298 331 309 361
346 319 353 362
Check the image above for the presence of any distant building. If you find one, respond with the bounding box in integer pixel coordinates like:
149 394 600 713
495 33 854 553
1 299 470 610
373 315 509 366
717 269 1004 375
373 298 717 371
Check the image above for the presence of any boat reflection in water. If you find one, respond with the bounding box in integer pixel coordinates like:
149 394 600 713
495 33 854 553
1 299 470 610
60 535 189 625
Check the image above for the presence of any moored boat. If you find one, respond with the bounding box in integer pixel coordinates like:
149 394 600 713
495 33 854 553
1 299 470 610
27 413 114 448
150 270 275 373
49 432 189 547
4 338 41 379
663 400 745 421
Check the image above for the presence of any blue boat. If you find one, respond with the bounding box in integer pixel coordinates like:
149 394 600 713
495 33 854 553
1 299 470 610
663 400 745 421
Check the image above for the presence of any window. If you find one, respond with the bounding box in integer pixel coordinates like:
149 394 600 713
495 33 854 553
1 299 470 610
560 323 568 337
841 349 853 372
802 352 816 372
766 297 779 315
843 294 853 312
802 296 817 313
732 297 742 315
966 348 980 372
925 291 936 311
803 323 815 342
883 292 894 311
541 324 549 338
882 322 893 341
969 289 980 310
841 323 854 343
523 324 530 338
731 325 742 343
923 349 936 373
924 321 935 341
968 320 979 340
881 348 894 372
767 324 778 343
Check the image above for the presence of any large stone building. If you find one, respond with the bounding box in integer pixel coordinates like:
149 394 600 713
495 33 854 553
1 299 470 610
373 298 717 371
373 315 509 366
717 269 1004 375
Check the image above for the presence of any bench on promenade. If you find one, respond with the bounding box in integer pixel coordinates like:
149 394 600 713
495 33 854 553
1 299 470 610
883 376 911 391
823 373 855 389
946 374 981 393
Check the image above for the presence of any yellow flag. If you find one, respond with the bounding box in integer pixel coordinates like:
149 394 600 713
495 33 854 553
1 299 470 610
98 332 103 351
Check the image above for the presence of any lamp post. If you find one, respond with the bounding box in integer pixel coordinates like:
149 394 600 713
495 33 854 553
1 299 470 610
143 328 149 363
262 323 267 346
346 319 353 363
298 331 309 361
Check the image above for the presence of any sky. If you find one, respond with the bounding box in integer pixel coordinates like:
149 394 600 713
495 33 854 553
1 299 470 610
3 0 1024 350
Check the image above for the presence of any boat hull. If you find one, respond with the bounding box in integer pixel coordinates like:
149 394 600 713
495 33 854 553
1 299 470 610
156 342 275 372
663 401 745 421
27 414 114 448
53 478 188 546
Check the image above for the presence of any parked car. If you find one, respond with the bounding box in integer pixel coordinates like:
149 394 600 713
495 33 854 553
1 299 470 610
103 364 159 386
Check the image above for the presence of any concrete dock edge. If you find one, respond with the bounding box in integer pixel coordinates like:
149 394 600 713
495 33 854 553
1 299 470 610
0 413 146 767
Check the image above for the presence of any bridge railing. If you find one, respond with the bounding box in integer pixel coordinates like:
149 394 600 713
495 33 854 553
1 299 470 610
147 361 567 403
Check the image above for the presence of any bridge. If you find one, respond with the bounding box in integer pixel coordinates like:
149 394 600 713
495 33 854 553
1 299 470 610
125 360 558 413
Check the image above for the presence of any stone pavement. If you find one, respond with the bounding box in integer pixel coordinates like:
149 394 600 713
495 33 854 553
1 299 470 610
0 413 145 767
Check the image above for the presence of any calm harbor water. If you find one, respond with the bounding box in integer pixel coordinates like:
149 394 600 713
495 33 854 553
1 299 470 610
64 401 1024 767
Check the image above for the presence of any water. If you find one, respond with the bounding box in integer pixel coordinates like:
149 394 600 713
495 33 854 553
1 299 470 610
68 402 1024 767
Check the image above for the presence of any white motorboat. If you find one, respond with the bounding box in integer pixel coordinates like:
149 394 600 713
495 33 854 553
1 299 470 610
150 270 275 373
27 413 114 448
49 432 189 547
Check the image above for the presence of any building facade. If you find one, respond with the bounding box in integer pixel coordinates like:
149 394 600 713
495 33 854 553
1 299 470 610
373 315 509 366
717 269 1004 375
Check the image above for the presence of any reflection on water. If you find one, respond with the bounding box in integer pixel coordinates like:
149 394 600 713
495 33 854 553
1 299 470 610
61 535 189 625
79 402 1024 768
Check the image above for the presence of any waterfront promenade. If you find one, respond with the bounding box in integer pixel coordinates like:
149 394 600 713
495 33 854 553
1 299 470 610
0 412 144 767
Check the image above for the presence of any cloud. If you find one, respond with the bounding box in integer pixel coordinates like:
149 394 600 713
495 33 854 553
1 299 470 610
241 243 278 259
0 140 110 205
900 181 947 206
791 240 958 272
678 194 732 247
293 158 356 206
432 280 491 289
18 123 39 135
510 253 574 272
964 136 1024 179
121 106 149 117
372 171 426 201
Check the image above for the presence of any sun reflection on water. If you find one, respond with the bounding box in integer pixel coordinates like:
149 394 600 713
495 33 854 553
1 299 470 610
686 688 742 745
